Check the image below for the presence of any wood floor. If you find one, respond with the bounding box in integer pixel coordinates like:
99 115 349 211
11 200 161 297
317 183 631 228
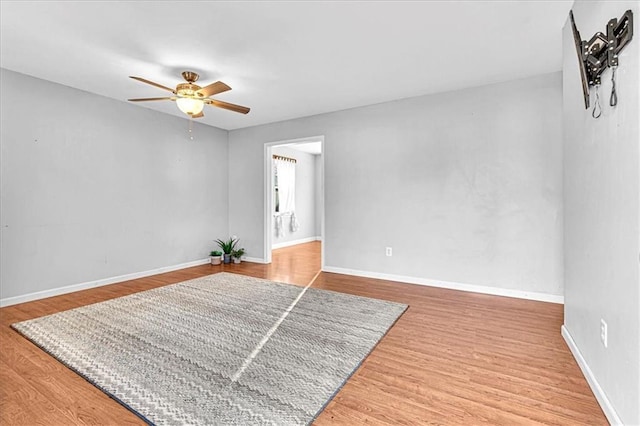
1 241 606 425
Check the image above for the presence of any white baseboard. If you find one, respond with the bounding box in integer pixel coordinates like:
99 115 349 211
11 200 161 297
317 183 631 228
241 256 268 264
321 266 564 304
272 236 321 250
561 326 622 425
0 258 211 308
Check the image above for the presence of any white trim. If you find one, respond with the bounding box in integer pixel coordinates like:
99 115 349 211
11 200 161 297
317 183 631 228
319 146 325 271
241 256 268 264
0 258 210 307
561 326 622 425
264 136 325 266
264 142 274 264
272 236 321 250
321 266 564 304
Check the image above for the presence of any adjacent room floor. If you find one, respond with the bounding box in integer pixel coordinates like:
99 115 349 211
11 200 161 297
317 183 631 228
0 241 606 424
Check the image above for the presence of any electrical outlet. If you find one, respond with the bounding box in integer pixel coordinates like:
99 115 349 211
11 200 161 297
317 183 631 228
600 319 608 348
385 247 393 257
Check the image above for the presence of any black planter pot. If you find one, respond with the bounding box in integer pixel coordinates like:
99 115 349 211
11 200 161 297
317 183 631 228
223 253 231 264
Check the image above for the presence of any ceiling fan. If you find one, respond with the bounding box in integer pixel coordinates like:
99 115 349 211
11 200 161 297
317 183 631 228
128 71 250 118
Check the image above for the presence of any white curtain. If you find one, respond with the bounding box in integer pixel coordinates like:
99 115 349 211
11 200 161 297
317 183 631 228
274 158 299 236
275 159 296 213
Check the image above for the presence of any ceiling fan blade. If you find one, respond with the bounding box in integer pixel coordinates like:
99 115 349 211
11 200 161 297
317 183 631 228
196 81 231 98
129 76 176 93
128 97 175 102
205 99 250 114
192 111 204 118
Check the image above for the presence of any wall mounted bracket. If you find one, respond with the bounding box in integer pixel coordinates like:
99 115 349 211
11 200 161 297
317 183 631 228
570 9 633 109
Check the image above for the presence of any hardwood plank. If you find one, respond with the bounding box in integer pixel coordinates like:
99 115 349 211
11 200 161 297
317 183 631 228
0 358 76 425
1 329 140 425
0 241 606 425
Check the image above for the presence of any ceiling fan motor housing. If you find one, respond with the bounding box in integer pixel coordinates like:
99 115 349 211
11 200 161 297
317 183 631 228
176 82 203 98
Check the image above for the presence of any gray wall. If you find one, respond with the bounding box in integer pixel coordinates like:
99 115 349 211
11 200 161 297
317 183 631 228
271 146 318 246
562 2 639 424
0 69 229 301
229 73 563 296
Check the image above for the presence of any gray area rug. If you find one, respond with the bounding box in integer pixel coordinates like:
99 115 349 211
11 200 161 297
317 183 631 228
12 272 407 425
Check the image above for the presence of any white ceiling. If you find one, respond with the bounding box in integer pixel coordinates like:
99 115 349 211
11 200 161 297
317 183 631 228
0 1 572 131
285 141 322 156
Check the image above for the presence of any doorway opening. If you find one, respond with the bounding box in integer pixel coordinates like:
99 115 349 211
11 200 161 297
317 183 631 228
263 136 324 268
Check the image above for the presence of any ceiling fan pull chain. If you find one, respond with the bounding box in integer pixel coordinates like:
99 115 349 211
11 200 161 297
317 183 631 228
610 66 618 107
189 117 194 140
592 84 602 119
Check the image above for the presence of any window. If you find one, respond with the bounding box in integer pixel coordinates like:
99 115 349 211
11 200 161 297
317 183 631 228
273 155 296 214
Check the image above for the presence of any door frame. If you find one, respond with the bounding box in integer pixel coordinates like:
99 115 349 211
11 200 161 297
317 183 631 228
263 135 325 266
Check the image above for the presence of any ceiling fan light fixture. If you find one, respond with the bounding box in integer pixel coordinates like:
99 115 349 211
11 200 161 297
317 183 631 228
176 97 205 115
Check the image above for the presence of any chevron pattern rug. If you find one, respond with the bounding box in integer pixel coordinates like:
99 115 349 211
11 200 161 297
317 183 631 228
12 272 407 425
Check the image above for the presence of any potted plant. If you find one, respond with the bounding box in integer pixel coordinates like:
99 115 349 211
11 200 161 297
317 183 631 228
209 250 222 265
215 237 238 264
231 248 245 264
